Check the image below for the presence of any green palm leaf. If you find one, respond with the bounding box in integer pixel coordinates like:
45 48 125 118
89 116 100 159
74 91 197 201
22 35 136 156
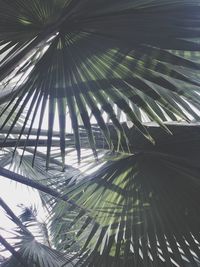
0 0 200 165
60 153 200 266
1 2 200 266
0 187 74 267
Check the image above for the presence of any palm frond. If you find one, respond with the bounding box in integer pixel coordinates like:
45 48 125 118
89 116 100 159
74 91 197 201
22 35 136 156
1 2 200 266
1 236 73 267
58 153 200 266
0 1 200 165
0 198 74 267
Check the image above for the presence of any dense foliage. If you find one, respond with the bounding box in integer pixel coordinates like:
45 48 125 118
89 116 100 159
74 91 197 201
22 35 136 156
0 0 200 266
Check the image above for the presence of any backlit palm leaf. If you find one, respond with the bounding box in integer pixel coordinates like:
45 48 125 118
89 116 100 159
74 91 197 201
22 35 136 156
61 153 200 266
0 188 74 267
1 1 200 266
1 125 200 266
0 1 200 165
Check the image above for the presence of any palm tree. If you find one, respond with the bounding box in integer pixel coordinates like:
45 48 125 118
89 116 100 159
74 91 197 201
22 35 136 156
0 0 200 266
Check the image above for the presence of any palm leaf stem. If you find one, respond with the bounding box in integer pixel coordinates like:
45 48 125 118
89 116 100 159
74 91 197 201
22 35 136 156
0 166 82 210
0 197 33 237
0 235 26 267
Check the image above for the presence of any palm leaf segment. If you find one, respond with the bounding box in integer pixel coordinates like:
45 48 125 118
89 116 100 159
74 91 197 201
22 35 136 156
60 153 200 266
0 0 200 166
1 127 200 266
23 208 72 267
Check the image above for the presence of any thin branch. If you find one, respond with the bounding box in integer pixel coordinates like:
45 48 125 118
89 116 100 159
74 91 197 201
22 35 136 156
23 148 70 169
0 127 68 137
0 85 22 105
0 197 33 237
0 166 81 209
0 235 26 267
0 139 65 147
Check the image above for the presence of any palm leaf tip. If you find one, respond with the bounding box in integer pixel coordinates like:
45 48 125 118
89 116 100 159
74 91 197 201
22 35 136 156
0 0 199 163
1 1 200 265
62 152 200 266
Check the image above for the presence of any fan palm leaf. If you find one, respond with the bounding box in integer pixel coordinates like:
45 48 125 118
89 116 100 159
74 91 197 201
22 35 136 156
0 183 74 267
0 0 200 165
58 152 200 266
1 126 200 266
1 1 200 266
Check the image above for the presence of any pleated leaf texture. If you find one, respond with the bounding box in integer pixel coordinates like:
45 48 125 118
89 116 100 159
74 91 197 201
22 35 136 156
0 0 200 166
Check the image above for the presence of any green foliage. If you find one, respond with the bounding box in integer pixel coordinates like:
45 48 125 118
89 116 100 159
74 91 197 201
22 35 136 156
0 0 200 166
0 0 200 266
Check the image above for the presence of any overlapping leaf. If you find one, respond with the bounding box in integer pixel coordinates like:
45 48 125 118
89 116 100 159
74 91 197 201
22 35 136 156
0 0 200 165
59 153 200 266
